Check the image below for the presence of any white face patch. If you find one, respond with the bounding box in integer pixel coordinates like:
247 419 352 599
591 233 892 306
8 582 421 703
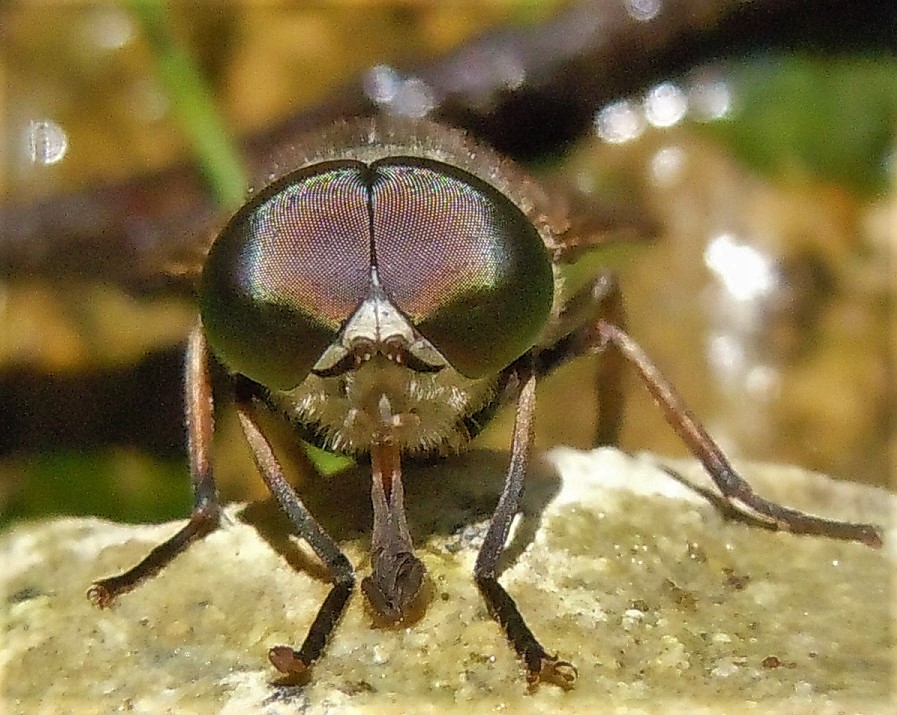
292 268 497 455
341 280 413 346
313 267 447 374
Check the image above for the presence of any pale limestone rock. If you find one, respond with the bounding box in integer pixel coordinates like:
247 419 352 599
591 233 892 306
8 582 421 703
2 448 894 714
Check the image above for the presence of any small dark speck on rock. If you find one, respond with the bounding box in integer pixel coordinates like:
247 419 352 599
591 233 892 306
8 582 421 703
8 587 41 603
339 680 377 696
263 684 309 707
722 567 750 591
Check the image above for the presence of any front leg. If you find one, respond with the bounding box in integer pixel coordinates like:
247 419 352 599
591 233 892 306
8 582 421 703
88 321 221 606
474 358 577 690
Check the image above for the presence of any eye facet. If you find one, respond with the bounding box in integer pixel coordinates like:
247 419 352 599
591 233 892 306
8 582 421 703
371 158 553 378
200 154 554 388
200 161 372 389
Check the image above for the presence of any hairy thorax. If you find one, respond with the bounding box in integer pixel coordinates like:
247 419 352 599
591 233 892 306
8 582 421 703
266 356 502 457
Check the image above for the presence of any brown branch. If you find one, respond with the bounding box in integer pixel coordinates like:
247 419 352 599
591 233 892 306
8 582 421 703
0 0 804 294
3 0 892 294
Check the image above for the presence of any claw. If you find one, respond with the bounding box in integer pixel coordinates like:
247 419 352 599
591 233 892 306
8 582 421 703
269 646 312 685
525 653 578 691
86 583 114 609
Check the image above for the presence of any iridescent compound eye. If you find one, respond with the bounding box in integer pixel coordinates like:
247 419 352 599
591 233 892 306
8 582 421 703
369 158 553 377
199 156 554 389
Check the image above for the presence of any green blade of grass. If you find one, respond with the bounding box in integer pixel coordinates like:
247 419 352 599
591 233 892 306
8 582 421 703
126 0 354 480
126 0 247 209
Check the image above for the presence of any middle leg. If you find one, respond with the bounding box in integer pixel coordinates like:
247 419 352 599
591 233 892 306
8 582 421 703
474 357 577 689
235 394 356 682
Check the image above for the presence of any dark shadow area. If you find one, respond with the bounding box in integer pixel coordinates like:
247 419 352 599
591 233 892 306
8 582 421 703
0 346 186 457
657 463 884 546
448 0 897 159
237 448 563 583
657 463 783 532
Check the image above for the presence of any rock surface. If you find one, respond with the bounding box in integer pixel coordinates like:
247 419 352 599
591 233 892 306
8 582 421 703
2 448 893 714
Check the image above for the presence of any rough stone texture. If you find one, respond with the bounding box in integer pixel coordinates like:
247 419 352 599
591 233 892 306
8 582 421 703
2 447 893 714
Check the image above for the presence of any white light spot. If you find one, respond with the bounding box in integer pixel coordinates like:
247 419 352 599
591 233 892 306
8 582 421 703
710 657 741 678
25 119 68 165
84 7 134 50
644 81 688 128
624 0 663 22
649 145 685 186
687 68 734 121
390 76 436 118
704 233 777 302
707 332 746 377
363 64 402 105
594 99 645 144
364 66 437 118
745 364 779 399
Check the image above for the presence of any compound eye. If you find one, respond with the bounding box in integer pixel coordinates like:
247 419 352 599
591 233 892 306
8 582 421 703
200 161 372 389
371 159 553 378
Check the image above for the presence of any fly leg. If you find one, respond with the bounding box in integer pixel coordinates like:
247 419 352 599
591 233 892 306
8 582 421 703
533 273 627 446
536 272 881 547
235 395 355 683
88 321 221 606
474 358 577 690
594 320 883 547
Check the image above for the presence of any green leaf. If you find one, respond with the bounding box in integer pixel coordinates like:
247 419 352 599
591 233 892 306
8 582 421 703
702 55 896 195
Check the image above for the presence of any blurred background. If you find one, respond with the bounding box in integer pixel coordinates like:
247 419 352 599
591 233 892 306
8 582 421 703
1 0 894 527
